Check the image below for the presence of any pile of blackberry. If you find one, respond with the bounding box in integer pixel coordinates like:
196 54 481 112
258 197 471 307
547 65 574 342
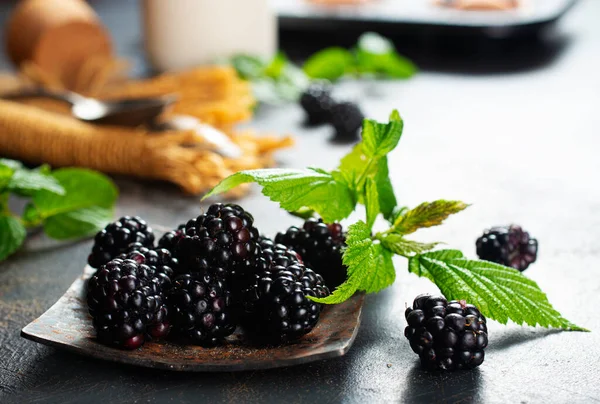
300 81 364 140
476 225 538 271
275 218 347 290
404 294 488 371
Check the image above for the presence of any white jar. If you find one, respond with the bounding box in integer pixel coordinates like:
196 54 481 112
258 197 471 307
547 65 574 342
142 0 277 72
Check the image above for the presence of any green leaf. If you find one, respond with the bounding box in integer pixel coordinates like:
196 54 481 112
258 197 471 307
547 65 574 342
355 32 417 79
392 200 469 235
230 54 266 80
361 111 404 158
203 168 356 223
264 52 288 79
380 233 439 257
0 159 23 170
386 206 408 225
303 47 355 81
363 243 395 293
0 215 26 261
8 167 65 196
0 164 14 190
30 168 118 220
310 221 373 304
43 206 112 240
288 207 316 220
365 177 380 230
408 250 586 331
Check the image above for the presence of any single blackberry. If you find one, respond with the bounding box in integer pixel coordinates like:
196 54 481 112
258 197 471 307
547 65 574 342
166 273 236 345
476 225 538 271
158 224 186 253
275 218 346 290
175 204 261 280
88 216 155 268
86 258 170 349
121 243 178 285
330 101 364 139
300 80 335 125
404 294 488 371
244 237 330 343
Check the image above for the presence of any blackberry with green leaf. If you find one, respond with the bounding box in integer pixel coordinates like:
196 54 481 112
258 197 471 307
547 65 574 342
86 257 170 349
404 294 488 371
275 218 347 290
476 225 538 271
175 203 261 280
166 273 236 345
88 216 155 269
330 102 364 139
300 80 335 125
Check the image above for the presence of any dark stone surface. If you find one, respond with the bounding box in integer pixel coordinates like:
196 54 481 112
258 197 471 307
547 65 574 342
1 0 599 402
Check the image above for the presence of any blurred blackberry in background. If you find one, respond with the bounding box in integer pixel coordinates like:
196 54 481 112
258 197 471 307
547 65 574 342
166 273 236 345
300 80 335 125
88 216 155 269
275 218 347 290
330 102 364 139
404 294 488 371
86 257 170 349
175 203 261 280
476 225 538 271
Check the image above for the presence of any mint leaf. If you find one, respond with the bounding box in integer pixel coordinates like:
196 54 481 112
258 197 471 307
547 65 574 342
8 166 65 196
29 168 117 220
409 250 586 331
361 110 404 158
392 200 468 235
0 215 26 261
355 32 417 79
303 47 354 81
365 177 380 230
204 168 356 223
43 206 112 240
380 233 439 257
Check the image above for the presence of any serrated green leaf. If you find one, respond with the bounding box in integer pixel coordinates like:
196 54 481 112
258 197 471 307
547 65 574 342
204 168 356 223
380 233 439 257
0 215 26 261
392 200 469 235
310 221 372 304
30 168 118 219
361 112 404 159
43 206 112 240
363 243 395 293
408 250 586 331
303 47 354 81
365 177 380 230
8 167 65 196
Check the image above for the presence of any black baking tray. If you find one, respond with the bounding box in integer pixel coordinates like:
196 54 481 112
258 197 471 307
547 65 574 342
276 0 578 38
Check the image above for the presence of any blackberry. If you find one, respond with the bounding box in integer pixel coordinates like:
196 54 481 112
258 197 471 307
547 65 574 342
244 237 330 343
166 273 236 345
300 81 335 125
86 257 170 349
175 203 261 281
121 243 178 285
158 224 186 253
404 294 488 371
88 216 155 269
275 218 347 290
476 225 538 271
330 101 364 139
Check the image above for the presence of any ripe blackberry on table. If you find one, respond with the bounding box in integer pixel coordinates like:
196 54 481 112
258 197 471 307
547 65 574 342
330 101 364 139
243 236 330 343
166 273 236 345
86 257 170 349
121 243 179 285
157 224 186 253
404 294 488 371
275 217 347 290
88 216 155 269
300 80 336 125
476 225 538 271
174 203 261 280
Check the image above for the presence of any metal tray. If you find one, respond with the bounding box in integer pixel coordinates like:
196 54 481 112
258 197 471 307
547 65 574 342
276 0 578 38
21 266 364 372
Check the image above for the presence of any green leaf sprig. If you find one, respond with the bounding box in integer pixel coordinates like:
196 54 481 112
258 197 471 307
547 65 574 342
0 159 118 261
204 111 587 332
229 32 416 104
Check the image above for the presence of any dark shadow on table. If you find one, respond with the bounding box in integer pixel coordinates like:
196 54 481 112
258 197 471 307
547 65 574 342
402 364 482 404
486 328 562 352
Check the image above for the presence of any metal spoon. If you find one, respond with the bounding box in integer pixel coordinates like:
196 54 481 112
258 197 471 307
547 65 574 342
1 87 176 127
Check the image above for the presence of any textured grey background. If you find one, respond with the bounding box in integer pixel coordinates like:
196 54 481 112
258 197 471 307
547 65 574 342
1 0 599 403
